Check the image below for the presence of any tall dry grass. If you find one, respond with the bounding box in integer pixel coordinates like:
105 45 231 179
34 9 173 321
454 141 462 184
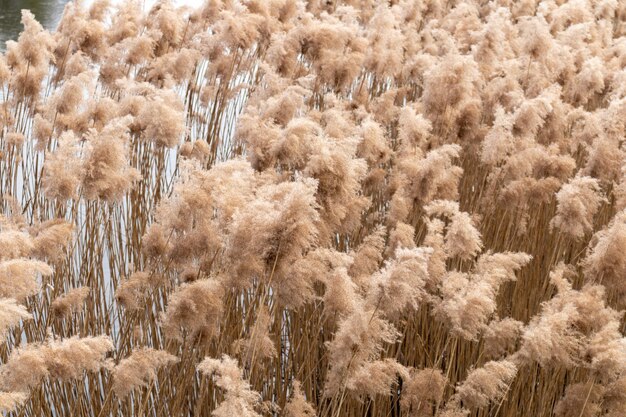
0 0 625 416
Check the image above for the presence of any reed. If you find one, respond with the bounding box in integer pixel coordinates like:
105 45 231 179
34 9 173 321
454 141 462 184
0 1 625 416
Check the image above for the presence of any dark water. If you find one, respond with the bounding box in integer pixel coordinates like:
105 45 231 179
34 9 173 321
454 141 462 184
0 0 69 51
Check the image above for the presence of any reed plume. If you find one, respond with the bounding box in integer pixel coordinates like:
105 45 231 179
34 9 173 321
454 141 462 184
0 1 623 416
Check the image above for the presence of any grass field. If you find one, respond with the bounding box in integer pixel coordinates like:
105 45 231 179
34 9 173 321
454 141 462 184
0 1 625 416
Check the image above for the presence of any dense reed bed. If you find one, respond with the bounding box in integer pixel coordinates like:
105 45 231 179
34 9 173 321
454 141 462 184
0 0 625 416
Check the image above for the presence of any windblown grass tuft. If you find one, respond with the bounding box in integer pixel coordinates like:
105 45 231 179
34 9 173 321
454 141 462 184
0 1 625 416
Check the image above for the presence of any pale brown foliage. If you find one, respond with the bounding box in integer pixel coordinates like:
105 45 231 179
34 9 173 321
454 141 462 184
197 355 262 417
401 368 447 417
233 306 277 364
583 210 626 303
42 132 83 200
368 247 432 317
160 278 224 342
0 259 53 301
324 310 398 397
482 318 524 360
112 348 178 398
137 89 185 148
345 358 408 398
0 299 31 343
519 263 624 371
0 230 33 261
551 176 605 239
425 200 482 261
115 272 161 311
454 359 517 409
0 1 625 416
29 220 74 263
348 225 385 287
554 382 603 417
0 391 28 413
0 335 113 391
390 146 464 225
81 117 141 201
284 381 316 417
224 177 319 290
435 252 531 340
50 286 89 319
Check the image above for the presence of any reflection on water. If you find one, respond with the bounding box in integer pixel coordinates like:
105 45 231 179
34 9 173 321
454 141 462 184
0 0 69 51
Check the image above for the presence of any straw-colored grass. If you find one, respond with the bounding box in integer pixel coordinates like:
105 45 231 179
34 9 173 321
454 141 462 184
0 1 625 416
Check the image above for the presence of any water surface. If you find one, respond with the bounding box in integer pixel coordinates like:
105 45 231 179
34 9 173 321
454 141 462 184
0 0 203 52
0 0 69 51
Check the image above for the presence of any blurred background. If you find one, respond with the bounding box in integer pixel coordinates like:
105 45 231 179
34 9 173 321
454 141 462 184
0 0 202 51
0 0 69 51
